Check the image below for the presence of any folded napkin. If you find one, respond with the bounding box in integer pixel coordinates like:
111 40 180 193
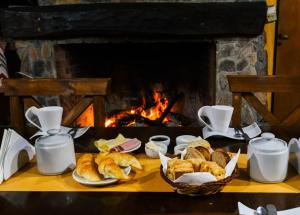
0 129 35 184
238 202 300 215
289 138 300 174
30 126 90 139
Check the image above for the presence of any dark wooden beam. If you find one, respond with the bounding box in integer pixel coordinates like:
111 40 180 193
0 2 267 39
228 75 300 93
3 78 111 96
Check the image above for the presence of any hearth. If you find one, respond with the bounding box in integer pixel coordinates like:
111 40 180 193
55 42 215 127
0 1 267 132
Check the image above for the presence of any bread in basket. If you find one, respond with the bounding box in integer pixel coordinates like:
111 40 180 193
160 139 239 196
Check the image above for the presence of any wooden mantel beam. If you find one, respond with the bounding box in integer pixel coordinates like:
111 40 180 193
0 2 267 39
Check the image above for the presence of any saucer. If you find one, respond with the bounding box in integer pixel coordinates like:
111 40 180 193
202 123 261 140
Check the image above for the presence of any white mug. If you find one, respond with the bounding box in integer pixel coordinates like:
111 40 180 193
25 106 63 132
198 105 233 133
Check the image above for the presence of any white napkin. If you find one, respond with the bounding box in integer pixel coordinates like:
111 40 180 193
289 138 300 174
30 126 90 139
0 129 35 184
238 202 300 215
202 123 261 140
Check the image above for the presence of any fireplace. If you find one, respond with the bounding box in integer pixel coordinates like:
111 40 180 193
1 1 268 131
55 42 215 127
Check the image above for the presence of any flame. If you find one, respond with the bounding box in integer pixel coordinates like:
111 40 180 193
77 104 94 127
76 90 173 127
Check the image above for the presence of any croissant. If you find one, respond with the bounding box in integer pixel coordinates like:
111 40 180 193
102 152 143 170
76 154 102 182
77 154 94 164
97 157 129 180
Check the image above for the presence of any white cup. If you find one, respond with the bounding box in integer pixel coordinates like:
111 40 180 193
149 135 170 147
198 105 233 133
25 106 63 132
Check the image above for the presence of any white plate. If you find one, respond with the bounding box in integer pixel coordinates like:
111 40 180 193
120 141 141 153
72 166 131 186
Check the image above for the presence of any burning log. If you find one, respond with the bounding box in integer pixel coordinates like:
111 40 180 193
105 91 185 127
157 92 184 124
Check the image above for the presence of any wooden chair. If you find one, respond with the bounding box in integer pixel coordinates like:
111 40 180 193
228 75 300 127
2 78 111 136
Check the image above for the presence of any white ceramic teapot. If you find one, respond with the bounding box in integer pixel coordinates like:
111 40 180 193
247 133 289 183
35 132 76 175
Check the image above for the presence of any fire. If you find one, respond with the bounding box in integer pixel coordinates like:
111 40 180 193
76 90 172 127
141 91 169 121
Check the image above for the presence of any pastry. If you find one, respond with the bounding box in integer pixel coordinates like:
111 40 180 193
188 139 211 150
167 158 194 180
76 154 102 182
77 153 94 164
211 149 231 168
97 157 129 180
184 147 206 160
186 158 205 172
200 161 225 180
96 152 142 170
194 146 211 161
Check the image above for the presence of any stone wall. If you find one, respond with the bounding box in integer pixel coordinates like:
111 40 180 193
216 35 267 125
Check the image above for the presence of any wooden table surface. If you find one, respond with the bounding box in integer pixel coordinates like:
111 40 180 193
1 126 300 215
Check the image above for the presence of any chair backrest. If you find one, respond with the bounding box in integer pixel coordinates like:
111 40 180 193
3 78 111 135
227 75 300 127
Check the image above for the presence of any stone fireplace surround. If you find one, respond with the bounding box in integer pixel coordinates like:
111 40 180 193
6 0 267 126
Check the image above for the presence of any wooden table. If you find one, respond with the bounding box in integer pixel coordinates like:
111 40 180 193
0 126 300 215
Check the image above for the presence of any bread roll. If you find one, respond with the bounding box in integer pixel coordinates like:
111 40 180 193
188 139 211 150
76 154 102 182
97 157 129 180
211 150 230 168
200 161 225 180
195 146 211 161
184 147 206 160
167 158 194 180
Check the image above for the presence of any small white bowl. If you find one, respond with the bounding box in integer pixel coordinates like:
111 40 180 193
175 135 201 145
149 135 170 147
145 142 167 158
174 144 189 155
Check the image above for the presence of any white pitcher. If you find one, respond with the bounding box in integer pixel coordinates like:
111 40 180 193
198 105 233 133
25 106 63 132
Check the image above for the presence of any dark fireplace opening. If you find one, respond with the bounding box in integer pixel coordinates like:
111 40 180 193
55 41 216 127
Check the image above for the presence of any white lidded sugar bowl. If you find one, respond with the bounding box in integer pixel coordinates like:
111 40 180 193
35 131 76 175
247 133 289 183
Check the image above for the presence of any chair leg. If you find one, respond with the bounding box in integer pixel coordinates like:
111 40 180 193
232 93 242 127
10 96 25 135
93 96 105 137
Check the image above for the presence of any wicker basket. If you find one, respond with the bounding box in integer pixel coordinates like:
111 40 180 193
160 165 239 196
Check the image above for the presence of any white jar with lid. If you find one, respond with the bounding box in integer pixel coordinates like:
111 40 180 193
35 133 76 175
247 133 289 183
